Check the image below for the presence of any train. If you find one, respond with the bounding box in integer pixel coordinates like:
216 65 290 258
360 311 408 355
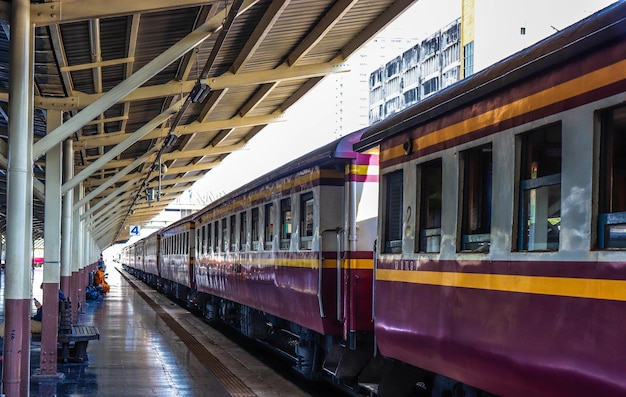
122 3 626 396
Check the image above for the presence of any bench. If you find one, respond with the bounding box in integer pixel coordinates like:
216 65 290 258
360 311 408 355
57 324 100 363
32 299 100 363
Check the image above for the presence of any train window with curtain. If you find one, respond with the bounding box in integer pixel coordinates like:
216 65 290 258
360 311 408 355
240 211 248 251
264 203 274 250
221 218 228 252
184 232 187 255
300 192 314 250
251 207 260 250
384 170 403 254
230 215 237 251
280 198 292 250
214 221 220 253
598 105 626 249
460 144 492 252
207 222 213 253
418 159 442 253
200 225 206 254
517 123 561 251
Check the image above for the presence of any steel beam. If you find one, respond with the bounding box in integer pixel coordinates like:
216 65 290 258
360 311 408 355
32 0 259 161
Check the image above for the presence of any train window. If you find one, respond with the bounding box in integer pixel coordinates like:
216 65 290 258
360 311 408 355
300 192 314 250
240 211 248 251
418 159 442 253
280 198 292 250
184 231 189 255
230 215 237 252
214 222 220 253
186 231 189 255
221 218 228 252
460 144 492 252
207 222 213 253
251 207 260 250
264 203 274 250
200 225 206 254
384 171 403 254
517 124 561 251
598 105 626 249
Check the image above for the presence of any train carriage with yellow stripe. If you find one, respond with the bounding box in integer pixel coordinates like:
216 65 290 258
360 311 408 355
191 128 379 380
354 2 626 396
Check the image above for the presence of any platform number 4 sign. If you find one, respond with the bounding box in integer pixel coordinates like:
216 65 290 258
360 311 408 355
130 225 140 236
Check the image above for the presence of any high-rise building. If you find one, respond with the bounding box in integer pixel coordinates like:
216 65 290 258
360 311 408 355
368 0 617 124
369 19 462 124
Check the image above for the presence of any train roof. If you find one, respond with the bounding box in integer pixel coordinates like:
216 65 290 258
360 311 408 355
193 128 368 219
354 1 626 152
159 212 195 234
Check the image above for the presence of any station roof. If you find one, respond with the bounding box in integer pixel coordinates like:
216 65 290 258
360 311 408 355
0 0 414 248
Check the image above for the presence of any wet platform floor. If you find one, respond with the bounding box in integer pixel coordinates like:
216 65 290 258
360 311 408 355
0 264 311 397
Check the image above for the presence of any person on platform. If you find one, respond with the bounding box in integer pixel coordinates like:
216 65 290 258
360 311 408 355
94 263 110 294
0 288 66 338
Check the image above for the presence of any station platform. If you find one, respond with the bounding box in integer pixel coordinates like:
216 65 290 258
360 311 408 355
0 264 313 397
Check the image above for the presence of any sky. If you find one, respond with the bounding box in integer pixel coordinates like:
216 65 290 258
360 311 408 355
123 0 618 243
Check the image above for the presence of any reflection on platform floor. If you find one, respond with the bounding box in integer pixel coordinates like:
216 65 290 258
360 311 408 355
0 264 311 397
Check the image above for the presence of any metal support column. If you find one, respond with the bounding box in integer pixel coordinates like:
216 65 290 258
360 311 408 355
60 140 73 305
37 110 64 378
2 0 33 395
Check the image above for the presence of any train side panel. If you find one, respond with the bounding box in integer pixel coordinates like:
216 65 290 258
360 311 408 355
361 5 626 396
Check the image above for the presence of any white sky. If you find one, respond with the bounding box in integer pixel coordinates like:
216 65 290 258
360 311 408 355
149 0 617 233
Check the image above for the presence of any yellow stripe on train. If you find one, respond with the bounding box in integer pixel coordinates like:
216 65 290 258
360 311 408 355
200 258 373 270
382 59 626 162
377 269 626 302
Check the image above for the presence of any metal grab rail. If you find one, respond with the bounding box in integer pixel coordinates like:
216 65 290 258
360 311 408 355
372 239 377 322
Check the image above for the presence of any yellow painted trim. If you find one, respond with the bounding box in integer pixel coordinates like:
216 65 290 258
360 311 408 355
199 257 373 270
349 164 380 175
377 269 626 301
382 60 626 163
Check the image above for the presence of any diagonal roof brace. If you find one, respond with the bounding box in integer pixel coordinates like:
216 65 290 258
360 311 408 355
62 97 187 195
33 0 259 161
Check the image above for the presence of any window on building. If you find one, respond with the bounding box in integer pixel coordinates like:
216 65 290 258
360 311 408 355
464 41 474 77
280 198 292 250
264 203 274 250
251 207 260 251
240 211 248 251
403 87 419 106
300 192 314 250
230 215 237 252
422 77 439 98
418 160 442 253
598 105 626 248
460 145 492 252
518 123 561 251
384 171 403 253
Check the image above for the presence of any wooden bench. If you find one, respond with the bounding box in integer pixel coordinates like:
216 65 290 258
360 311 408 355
57 324 100 363
32 299 100 363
